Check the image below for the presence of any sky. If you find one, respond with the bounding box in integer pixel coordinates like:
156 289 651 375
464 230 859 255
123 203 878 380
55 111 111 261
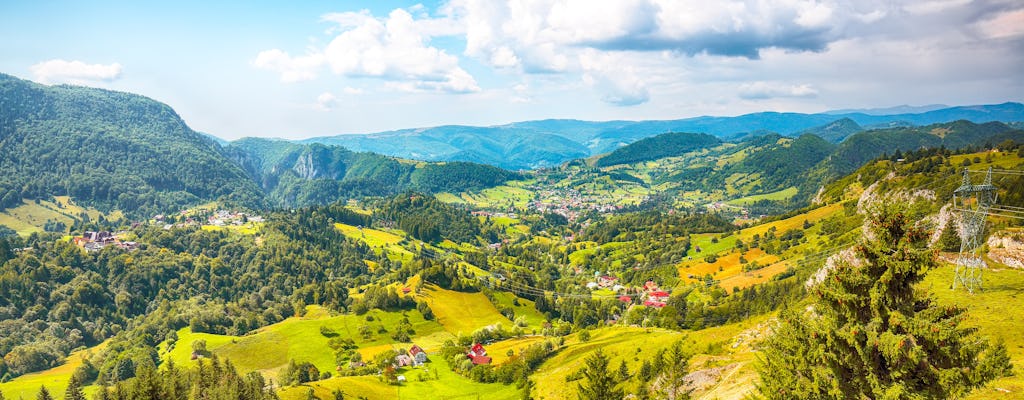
2 0 1023 140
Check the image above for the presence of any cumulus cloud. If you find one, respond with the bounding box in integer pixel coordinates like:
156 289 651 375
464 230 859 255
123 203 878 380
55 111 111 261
30 59 123 85
738 81 819 100
256 8 478 93
450 0 847 67
315 92 338 111
252 49 324 83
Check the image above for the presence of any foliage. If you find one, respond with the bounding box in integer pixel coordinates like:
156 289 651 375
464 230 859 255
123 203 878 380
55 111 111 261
757 200 1012 399
596 132 721 167
576 349 622 400
0 74 264 216
379 193 481 243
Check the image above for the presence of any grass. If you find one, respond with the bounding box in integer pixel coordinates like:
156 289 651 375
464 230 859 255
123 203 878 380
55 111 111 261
419 285 512 336
726 187 799 206
200 222 263 235
0 196 110 236
487 291 548 329
678 248 780 289
923 263 1024 399
277 357 522 400
0 341 109 400
486 336 548 364
532 317 768 400
159 306 448 382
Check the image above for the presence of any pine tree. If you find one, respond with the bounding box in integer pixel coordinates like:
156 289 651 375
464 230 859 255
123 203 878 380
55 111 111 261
577 349 622 400
65 375 87 400
757 200 1012 399
36 385 53 400
657 341 690 400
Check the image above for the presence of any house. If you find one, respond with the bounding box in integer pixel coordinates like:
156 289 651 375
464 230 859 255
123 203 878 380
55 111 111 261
467 343 491 365
644 280 660 292
347 361 366 369
618 295 632 303
644 299 667 308
409 345 428 364
598 275 617 288
648 291 670 302
395 354 413 367
585 282 599 290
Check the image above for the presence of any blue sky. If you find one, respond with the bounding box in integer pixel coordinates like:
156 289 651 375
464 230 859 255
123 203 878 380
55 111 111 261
2 0 1022 140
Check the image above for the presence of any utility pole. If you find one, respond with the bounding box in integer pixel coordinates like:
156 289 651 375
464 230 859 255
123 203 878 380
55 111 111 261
952 168 997 293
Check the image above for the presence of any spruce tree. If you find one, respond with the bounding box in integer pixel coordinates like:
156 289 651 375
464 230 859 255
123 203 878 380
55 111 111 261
757 200 1012 399
36 386 53 400
65 375 87 400
577 349 622 400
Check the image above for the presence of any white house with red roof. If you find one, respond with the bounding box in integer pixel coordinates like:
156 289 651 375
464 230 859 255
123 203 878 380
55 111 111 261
467 343 491 365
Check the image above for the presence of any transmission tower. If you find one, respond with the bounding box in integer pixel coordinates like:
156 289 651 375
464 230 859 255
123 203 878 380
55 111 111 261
951 167 997 293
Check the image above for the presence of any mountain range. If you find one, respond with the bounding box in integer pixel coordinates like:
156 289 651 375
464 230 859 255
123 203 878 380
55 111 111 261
2 71 1022 218
300 102 1024 169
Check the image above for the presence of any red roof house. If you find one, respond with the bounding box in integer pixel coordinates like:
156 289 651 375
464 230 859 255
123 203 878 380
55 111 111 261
409 344 427 364
467 343 491 365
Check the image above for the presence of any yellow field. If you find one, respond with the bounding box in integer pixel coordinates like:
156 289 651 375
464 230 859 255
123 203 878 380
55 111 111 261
200 222 263 235
0 196 110 236
485 336 548 365
679 248 779 285
738 202 843 240
419 285 512 336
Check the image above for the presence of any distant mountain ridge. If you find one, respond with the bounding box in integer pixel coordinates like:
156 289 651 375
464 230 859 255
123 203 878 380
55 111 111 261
301 102 1024 169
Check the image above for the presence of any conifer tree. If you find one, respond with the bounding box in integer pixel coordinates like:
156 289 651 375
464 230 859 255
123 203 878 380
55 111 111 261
577 349 622 400
36 385 53 400
757 200 1012 399
65 375 87 400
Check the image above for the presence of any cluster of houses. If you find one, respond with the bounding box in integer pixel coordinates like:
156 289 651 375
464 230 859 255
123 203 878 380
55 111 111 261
395 344 429 367
584 275 672 308
528 188 624 222
72 231 138 252
205 210 263 226
154 209 263 230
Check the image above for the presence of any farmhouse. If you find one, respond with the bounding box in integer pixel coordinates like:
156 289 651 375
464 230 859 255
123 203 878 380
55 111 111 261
467 343 491 365
395 354 413 367
409 344 428 365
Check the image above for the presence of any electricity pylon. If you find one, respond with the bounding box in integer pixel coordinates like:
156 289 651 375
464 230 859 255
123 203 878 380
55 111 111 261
951 167 996 293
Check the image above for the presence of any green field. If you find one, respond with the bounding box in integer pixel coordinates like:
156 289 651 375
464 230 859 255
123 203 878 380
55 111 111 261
277 357 521 400
726 187 799 206
0 342 109 400
923 263 1024 399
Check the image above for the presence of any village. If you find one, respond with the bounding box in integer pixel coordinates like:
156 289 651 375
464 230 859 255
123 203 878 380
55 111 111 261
582 274 672 308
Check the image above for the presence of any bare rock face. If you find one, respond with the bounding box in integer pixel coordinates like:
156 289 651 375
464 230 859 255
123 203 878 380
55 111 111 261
292 151 319 179
988 231 1024 269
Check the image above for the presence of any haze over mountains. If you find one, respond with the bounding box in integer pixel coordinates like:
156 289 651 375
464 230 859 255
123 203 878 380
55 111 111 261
300 102 1024 169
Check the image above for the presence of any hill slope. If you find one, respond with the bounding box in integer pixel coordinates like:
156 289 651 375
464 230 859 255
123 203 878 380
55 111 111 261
0 74 263 216
225 138 522 207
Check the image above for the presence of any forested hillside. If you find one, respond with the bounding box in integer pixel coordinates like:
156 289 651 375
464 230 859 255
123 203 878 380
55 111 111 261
225 139 522 208
595 132 721 167
0 74 264 216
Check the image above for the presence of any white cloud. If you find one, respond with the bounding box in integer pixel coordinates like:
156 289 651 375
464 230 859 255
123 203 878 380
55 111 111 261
252 49 324 83
30 59 123 85
343 87 365 95
257 8 477 93
738 82 819 99
902 0 972 15
315 92 338 111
